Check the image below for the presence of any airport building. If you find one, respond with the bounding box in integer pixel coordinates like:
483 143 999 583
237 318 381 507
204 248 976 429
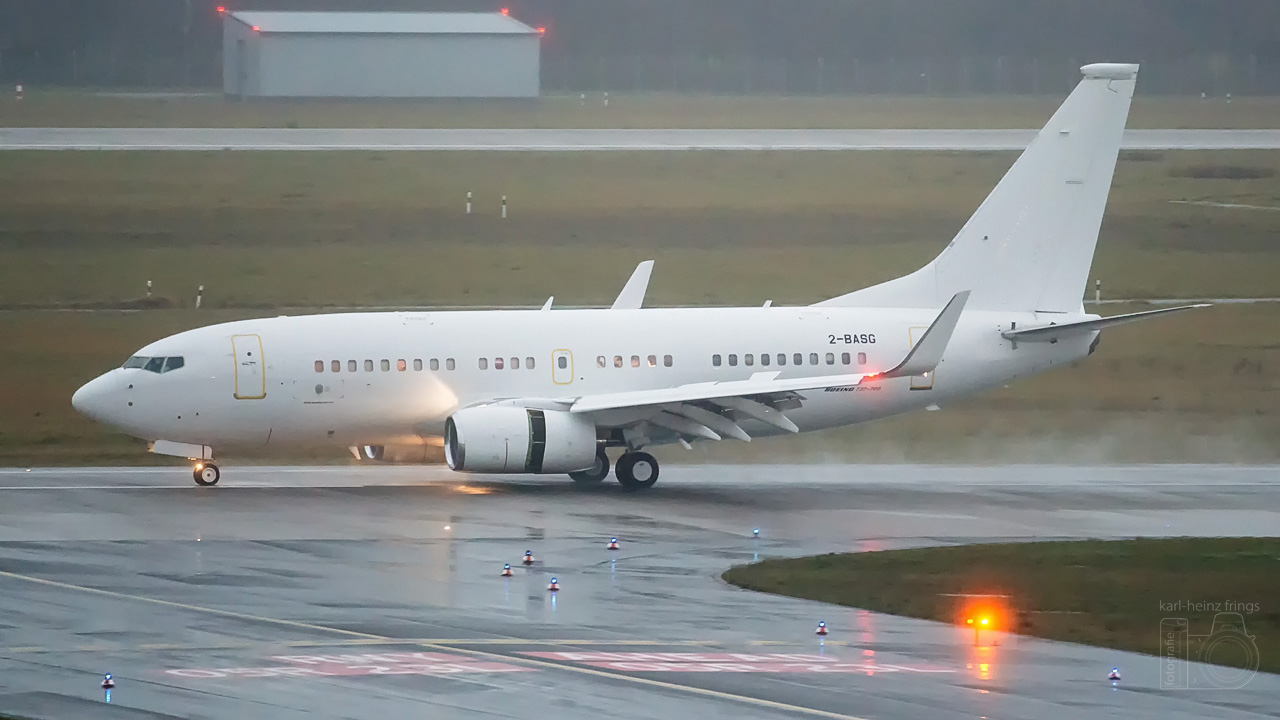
221 11 541 99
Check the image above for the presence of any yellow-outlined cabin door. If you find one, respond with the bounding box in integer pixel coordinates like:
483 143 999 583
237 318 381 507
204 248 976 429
551 349 574 385
231 334 267 399
907 326 935 390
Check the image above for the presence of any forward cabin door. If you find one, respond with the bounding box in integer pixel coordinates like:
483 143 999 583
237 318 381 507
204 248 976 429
551 349 574 385
232 334 267 399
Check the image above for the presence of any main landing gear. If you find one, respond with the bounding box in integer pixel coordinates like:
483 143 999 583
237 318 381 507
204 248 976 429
569 448 611 485
567 449 661 490
615 451 659 490
193 462 220 486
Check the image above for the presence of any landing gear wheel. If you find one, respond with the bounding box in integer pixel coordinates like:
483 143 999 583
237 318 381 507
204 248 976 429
569 448 610 484
193 463 220 486
615 451 659 490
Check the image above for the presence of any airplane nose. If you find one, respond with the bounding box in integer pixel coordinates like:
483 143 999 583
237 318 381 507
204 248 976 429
72 374 110 422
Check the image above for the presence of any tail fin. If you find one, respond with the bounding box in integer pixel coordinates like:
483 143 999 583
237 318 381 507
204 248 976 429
817 62 1138 312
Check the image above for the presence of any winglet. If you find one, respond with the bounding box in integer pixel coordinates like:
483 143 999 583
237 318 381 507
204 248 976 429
881 291 969 378
611 261 654 310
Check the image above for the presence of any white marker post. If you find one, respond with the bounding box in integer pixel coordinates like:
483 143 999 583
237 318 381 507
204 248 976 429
195 285 203 309
501 195 507 219
146 280 153 299
1095 279 1101 304
466 191 472 215
603 92 609 107
15 83 23 101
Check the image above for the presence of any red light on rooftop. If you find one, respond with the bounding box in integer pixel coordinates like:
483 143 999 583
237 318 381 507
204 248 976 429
500 7 509 15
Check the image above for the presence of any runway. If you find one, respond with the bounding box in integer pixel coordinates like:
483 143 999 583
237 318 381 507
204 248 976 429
0 464 1276 719
3 127 1280 151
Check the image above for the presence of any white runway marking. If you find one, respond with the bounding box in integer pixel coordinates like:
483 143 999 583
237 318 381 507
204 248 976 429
3 128 1280 151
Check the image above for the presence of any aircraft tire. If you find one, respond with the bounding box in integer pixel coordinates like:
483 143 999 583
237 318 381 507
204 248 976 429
569 448 610 484
615 451 658 490
194 463 220 486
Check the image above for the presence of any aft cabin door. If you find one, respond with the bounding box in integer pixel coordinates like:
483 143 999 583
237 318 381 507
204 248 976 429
232 334 266 399
908 327 934 391
551 349 574 385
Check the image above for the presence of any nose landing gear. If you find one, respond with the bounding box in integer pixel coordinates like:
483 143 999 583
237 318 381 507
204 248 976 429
193 462 220 486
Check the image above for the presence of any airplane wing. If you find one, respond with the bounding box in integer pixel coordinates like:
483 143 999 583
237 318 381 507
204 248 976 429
1001 303 1209 343
567 292 969 443
611 261 654 310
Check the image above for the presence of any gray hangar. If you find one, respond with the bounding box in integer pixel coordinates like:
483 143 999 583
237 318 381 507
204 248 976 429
222 11 541 98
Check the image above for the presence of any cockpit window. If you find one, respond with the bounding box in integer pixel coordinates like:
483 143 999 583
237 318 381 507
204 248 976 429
122 356 186 374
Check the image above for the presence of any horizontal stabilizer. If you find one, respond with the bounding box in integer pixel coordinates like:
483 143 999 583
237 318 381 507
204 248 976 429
882 291 969 378
1001 304 1210 343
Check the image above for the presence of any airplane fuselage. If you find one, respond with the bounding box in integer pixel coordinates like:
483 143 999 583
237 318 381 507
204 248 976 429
75 306 1096 454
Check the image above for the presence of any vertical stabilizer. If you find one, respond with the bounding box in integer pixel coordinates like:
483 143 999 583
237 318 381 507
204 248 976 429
817 63 1138 312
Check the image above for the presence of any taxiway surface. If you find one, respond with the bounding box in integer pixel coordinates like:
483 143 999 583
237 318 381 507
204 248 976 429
3 127 1280 151
0 464 1276 720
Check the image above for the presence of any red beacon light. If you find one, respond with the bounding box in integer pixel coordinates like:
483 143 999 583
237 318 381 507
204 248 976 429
537 27 546 34
500 8 509 15
252 25 260 31
216 6 226 13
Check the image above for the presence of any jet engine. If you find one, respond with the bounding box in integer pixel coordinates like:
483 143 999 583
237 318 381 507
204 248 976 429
444 406 598 473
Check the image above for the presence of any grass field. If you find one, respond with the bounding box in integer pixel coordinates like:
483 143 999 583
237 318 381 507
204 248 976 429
722 538 1280 675
5 91 1280 129
0 148 1276 466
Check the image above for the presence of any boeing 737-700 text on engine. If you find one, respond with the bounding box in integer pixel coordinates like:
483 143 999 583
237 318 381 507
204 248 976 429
73 63 1206 488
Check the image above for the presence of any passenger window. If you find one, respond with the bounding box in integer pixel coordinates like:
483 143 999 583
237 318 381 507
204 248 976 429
397 359 407 372
558 356 568 370
315 360 324 373
728 354 738 367
381 359 390 372
841 352 851 365
163 356 185 372
809 353 819 365
364 359 373 372
329 360 338 373
760 353 770 366
794 353 803 365
597 355 606 368
494 357 504 370
664 354 672 367
430 358 439 371
744 354 754 366
446 358 455 370
413 359 423 371
858 352 867 365
526 357 535 369
647 354 657 367
825 352 835 365
479 358 488 370
511 357 520 370
631 355 640 368
614 355 623 368
348 360 357 372
777 353 786 366
712 354 722 367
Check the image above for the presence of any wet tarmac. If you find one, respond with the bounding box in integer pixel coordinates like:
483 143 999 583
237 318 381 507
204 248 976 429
0 464 1276 719
3 127 1280 151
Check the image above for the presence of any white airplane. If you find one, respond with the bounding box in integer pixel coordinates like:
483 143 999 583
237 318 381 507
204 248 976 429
73 63 1205 489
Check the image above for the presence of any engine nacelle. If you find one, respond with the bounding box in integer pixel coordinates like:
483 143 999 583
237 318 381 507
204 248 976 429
444 406 598 473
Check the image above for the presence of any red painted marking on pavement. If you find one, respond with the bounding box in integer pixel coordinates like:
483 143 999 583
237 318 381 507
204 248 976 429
164 651 533 679
521 652 954 674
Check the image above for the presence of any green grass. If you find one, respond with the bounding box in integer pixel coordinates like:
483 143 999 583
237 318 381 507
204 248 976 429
7 91 1280 129
723 538 1280 674
1 150 1278 309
